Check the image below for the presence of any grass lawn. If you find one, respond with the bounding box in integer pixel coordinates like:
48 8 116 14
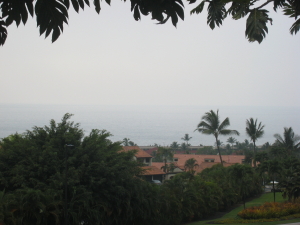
188 192 300 225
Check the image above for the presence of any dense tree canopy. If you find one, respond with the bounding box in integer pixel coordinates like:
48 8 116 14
0 113 265 225
0 0 299 45
0 114 155 225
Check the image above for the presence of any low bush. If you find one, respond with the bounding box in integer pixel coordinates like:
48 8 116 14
237 202 300 219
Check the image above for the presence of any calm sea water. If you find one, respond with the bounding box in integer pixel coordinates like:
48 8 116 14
1 104 299 146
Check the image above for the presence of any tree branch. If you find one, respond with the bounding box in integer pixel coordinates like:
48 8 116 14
256 0 273 9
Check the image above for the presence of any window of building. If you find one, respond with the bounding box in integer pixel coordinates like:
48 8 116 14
205 159 215 162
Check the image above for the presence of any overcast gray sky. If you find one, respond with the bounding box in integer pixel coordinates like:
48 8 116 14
1 2 299 106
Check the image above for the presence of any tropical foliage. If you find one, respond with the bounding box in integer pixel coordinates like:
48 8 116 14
195 109 240 166
0 114 264 225
184 158 199 174
0 114 149 225
274 127 300 155
0 0 299 45
278 158 300 202
3 113 300 224
169 141 180 152
155 147 174 172
181 134 192 146
245 118 265 167
258 159 282 202
227 137 237 147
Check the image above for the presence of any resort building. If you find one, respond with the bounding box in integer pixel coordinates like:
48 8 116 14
122 146 165 182
122 146 245 182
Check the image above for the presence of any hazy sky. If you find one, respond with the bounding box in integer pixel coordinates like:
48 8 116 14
1 2 299 106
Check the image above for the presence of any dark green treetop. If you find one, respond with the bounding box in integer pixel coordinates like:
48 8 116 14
0 113 152 225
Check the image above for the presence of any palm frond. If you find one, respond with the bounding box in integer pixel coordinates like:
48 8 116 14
196 121 214 131
196 128 215 135
274 133 284 144
246 118 264 142
218 117 230 131
219 129 240 136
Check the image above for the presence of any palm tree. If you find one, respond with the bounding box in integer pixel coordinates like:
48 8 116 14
181 134 192 146
245 118 265 167
184 158 199 174
214 140 224 149
278 158 300 202
195 110 240 166
229 164 254 209
227 137 237 148
244 139 250 148
168 162 176 172
128 141 137 146
123 138 130 146
156 147 173 173
258 160 282 202
274 127 300 155
170 141 180 153
180 142 190 154
161 164 170 173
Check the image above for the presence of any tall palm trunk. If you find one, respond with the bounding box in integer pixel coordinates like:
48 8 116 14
215 136 223 166
273 175 276 202
253 141 256 167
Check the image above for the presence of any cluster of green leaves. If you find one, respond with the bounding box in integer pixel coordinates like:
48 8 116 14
190 0 300 43
0 0 299 45
195 109 240 166
0 0 184 46
200 164 262 210
0 114 264 225
0 113 158 225
256 148 300 202
140 164 260 224
254 128 300 203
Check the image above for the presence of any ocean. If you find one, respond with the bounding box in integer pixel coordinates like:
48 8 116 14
1 104 299 146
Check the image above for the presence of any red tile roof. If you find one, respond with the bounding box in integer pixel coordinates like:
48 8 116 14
173 154 244 165
151 154 245 174
122 146 152 158
144 147 158 156
194 162 237 173
142 166 166 175
151 162 165 170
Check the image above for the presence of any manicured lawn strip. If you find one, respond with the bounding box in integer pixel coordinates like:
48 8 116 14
188 193 300 225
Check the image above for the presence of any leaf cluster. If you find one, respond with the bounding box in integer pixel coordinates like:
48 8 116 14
0 0 185 45
1 0 300 45
0 114 152 225
190 0 300 43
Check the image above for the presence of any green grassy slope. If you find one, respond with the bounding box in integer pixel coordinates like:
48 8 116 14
188 193 300 225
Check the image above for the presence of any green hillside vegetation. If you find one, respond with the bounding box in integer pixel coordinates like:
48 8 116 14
0 114 299 225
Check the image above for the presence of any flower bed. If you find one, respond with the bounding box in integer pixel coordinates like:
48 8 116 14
212 213 300 224
237 202 300 219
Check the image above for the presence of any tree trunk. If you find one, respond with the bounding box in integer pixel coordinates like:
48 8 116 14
253 141 257 167
216 137 223 166
273 176 276 202
243 193 246 209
